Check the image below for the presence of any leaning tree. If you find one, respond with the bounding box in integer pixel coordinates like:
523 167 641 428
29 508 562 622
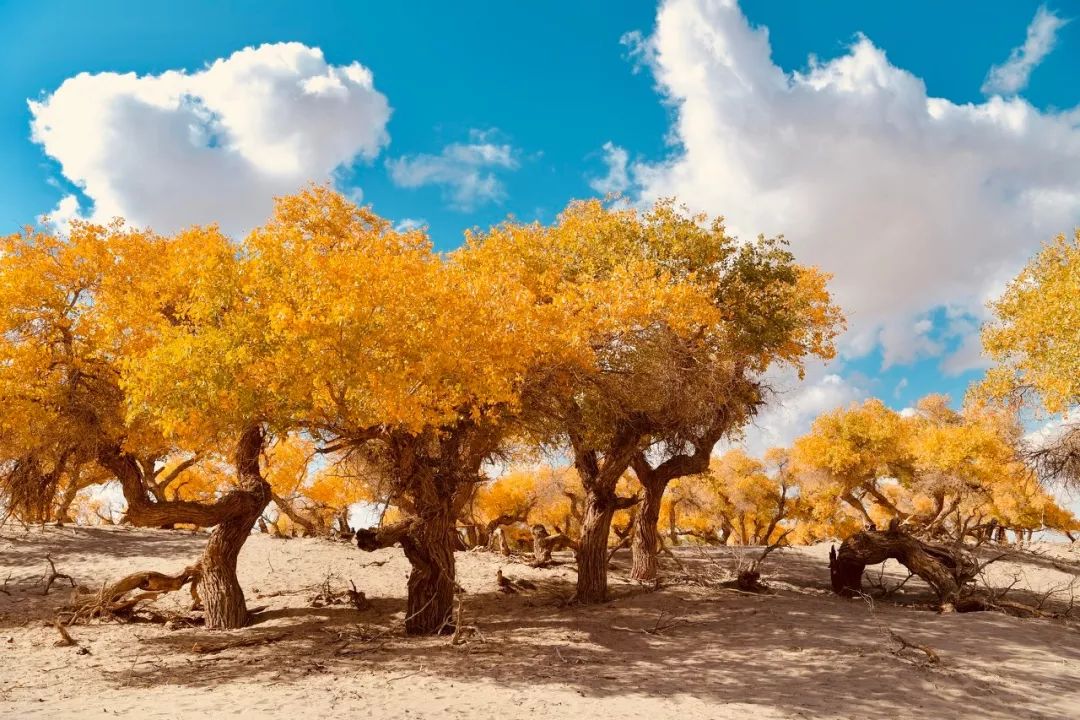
0 218 284 629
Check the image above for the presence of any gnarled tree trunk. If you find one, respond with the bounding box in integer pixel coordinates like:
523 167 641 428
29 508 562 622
630 478 665 581
356 509 457 635
401 511 456 635
197 426 270 630
829 523 978 606
98 425 270 630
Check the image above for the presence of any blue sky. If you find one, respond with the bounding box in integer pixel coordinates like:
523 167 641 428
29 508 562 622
2 0 1078 448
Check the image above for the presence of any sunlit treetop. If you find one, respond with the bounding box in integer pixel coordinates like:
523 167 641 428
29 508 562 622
980 230 1080 414
792 398 914 487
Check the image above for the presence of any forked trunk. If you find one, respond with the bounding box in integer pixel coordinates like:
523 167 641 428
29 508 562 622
575 494 615 603
630 479 665 581
400 510 456 635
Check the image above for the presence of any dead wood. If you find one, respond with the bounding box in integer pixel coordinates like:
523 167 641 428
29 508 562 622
887 628 940 664
449 596 483 646
830 523 977 604
59 565 201 625
41 554 75 596
530 524 578 566
496 569 537 594
51 618 77 647
610 610 687 636
831 522 1068 618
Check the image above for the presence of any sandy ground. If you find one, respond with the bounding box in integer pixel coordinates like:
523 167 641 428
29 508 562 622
1 526 1078 719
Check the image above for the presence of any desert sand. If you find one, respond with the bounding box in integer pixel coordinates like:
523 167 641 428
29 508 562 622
1 526 1078 719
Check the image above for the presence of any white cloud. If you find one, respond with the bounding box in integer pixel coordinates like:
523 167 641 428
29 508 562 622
589 141 631 195
732 369 866 456
940 332 991 377
386 130 518 210
394 217 427 232
38 194 85 235
983 5 1069 96
625 0 1080 367
30 43 391 237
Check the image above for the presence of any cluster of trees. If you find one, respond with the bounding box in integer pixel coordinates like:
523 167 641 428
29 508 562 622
0 188 841 632
461 393 1077 558
3 183 1074 634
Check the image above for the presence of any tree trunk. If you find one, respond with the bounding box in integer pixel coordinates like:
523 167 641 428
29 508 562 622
575 494 615 603
400 511 456 635
270 492 318 536
630 479 665 581
54 479 80 527
199 513 257 629
199 426 270 630
829 524 978 606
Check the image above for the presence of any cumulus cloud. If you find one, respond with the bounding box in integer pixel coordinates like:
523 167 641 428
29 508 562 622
940 332 991 377
625 0 1080 367
732 369 866 457
30 43 391 236
394 217 427 232
589 141 631 195
983 5 1069 96
386 130 518 210
38 194 85 235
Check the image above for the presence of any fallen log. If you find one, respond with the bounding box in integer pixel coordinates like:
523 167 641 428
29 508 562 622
829 523 978 605
59 565 201 625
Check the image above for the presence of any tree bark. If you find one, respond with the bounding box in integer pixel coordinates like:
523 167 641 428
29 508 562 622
630 478 665 581
97 426 269 630
400 511 456 635
199 426 270 629
53 477 80 526
355 510 457 635
270 492 318 536
575 494 616 603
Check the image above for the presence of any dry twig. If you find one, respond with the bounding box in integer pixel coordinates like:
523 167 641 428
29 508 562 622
41 555 75 596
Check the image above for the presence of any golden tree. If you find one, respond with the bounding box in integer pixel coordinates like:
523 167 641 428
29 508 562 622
792 399 914 527
981 230 1080 487
194 187 570 634
0 217 282 628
